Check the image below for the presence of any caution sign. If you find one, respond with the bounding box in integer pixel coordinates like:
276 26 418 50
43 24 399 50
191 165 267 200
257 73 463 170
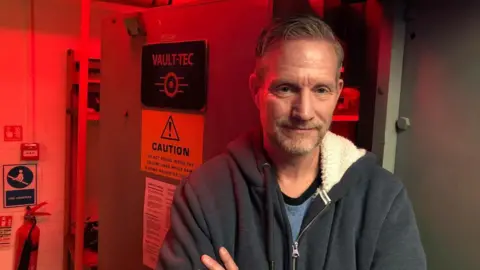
3 164 37 208
141 40 208 111
141 110 204 181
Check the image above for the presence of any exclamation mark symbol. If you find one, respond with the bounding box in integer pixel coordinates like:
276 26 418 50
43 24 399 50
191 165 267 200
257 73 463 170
168 121 172 138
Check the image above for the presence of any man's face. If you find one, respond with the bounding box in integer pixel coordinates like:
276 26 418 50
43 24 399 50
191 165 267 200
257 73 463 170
251 39 343 156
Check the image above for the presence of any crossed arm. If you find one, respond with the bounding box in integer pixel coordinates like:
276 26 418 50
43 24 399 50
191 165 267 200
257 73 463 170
156 179 238 270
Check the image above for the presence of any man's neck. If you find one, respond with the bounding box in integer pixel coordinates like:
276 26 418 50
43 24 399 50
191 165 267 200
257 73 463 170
264 140 321 198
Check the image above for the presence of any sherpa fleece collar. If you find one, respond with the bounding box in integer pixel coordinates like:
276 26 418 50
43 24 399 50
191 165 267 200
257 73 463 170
320 131 367 194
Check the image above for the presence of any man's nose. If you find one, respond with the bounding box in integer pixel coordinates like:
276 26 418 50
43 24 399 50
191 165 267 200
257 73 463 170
291 89 314 121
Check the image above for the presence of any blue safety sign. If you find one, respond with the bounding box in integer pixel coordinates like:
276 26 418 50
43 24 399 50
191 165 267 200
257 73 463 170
3 164 37 208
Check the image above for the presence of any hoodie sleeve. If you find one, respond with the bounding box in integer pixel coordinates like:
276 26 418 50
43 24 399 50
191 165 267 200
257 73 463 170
372 187 427 270
156 179 216 270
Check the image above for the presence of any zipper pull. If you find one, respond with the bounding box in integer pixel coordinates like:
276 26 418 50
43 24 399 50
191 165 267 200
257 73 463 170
292 241 300 258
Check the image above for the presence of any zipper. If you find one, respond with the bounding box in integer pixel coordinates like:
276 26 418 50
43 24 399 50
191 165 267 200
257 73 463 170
291 189 331 270
292 242 300 270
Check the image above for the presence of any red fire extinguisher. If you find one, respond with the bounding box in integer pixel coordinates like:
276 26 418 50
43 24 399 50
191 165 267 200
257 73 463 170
14 202 51 270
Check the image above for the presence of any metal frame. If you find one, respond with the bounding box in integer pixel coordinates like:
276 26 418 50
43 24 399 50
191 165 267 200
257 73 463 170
371 0 407 172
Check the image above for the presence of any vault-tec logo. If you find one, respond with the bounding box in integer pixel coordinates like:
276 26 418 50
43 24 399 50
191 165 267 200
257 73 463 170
141 40 208 111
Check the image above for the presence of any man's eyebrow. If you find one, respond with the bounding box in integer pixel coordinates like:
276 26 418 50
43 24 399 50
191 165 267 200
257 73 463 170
312 82 335 89
270 79 336 89
269 79 298 86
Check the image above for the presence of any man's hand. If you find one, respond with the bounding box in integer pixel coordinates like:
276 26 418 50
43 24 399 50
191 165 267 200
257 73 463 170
201 247 238 270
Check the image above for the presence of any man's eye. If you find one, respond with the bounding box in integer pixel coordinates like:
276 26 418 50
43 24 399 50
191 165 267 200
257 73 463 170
276 85 292 92
315 87 330 94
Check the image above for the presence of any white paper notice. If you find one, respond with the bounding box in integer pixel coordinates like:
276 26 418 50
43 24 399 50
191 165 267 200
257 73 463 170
143 177 176 269
0 215 13 248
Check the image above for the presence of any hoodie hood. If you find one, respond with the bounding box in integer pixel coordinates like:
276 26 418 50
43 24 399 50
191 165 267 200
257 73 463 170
226 128 367 196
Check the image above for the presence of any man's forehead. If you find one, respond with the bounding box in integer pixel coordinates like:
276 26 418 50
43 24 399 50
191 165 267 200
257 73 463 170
268 68 337 87
265 39 336 61
259 40 338 73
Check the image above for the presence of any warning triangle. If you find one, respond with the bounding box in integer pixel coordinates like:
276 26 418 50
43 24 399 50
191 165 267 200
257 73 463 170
161 116 180 141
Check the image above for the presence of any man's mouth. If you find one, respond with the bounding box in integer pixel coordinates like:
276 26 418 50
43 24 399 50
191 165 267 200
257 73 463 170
282 126 316 133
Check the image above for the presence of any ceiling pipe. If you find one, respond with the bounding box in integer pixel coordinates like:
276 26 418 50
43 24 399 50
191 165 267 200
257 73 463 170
94 0 170 7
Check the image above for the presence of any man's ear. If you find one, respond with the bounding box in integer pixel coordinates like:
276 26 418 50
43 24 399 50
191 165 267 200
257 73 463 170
336 79 344 101
249 73 261 108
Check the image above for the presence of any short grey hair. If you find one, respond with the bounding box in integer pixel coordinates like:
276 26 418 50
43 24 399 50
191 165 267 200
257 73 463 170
255 14 344 70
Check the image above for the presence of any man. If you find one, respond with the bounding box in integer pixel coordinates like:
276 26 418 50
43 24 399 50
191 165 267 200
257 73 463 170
157 14 426 270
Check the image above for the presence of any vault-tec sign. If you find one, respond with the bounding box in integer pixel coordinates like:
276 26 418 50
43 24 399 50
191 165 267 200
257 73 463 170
141 40 208 111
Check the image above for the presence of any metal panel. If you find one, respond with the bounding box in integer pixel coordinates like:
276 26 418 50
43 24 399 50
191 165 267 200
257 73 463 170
99 0 271 269
99 14 146 270
395 0 480 269
371 0 406 172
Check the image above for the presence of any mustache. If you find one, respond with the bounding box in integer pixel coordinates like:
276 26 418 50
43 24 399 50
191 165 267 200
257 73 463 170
277 119 321 130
